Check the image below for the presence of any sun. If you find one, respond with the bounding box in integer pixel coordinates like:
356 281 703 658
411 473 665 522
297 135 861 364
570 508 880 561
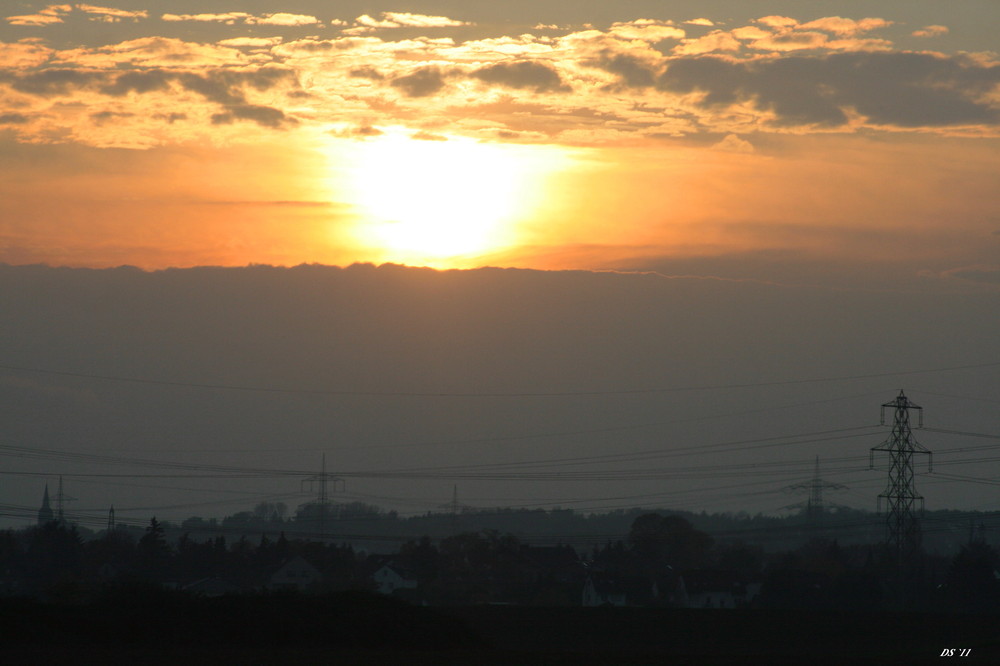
331 128 568 267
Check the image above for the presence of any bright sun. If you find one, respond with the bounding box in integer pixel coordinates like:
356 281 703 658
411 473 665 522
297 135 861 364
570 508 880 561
332 128 569 266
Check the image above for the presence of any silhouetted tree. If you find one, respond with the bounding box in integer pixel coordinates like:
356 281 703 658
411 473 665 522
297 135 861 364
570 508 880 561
24 521 84 595
136 517 171 581
628 514 713 573
946 541 1000 612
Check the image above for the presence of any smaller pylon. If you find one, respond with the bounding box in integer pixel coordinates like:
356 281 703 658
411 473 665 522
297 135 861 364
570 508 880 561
785 456 846 523
301 454 344 539
53 476 75 525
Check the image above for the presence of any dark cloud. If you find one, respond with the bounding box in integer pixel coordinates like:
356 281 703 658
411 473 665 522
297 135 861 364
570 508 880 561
7 69 104 96
657 52 1000 128
4 68 298 127
591 52 658 88
3 67 286 103
330 124 384 138
211 104 292 128
0 113 30 124
101 70 173 96
177 68 294 105
90 110 134 124
391 67 448 97
154 112 187 123
350 66 385 80
471 61 570 93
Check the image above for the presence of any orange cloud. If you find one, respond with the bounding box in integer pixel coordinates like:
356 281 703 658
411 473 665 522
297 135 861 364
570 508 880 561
913 25 949 38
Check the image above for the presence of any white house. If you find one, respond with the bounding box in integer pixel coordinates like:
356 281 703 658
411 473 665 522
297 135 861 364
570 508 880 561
373 564 419 596
269 556 322 591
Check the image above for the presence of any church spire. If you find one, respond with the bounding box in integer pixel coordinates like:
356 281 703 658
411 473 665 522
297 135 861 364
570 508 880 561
38 484 54 525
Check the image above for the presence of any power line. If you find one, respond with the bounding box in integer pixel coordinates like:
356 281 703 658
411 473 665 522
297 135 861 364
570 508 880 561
1 359 997 398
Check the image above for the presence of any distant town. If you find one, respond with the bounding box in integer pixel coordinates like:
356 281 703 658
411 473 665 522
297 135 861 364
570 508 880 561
3 483 998 615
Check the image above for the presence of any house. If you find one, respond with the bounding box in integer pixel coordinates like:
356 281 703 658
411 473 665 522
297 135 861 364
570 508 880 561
373 563 419 596
269 556 322 591
582 574 628 607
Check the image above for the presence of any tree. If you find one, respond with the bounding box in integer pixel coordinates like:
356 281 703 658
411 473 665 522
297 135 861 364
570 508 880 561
136 517 171 581
628 513 713 572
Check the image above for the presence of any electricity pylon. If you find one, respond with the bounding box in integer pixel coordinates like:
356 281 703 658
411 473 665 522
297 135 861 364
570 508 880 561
870 390 932 566
785 456 846 523
301 454 344 539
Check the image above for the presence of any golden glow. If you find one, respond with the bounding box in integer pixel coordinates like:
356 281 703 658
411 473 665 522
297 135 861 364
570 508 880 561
333 128 571 266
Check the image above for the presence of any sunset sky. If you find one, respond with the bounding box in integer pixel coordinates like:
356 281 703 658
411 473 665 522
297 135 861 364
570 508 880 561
1 0 998 287
1 2 999 528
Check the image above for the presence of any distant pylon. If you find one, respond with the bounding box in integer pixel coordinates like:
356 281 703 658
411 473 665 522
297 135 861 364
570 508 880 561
301 454 344 539
107 505 116 533
53 475 75 525
870 390 932 565
448 485 459 535
785 456 846 522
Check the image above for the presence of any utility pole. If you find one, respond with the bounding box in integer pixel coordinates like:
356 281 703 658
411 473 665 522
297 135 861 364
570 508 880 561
870 390 932 568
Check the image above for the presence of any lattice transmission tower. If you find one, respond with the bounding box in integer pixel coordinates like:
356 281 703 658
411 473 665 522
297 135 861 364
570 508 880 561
784 456 846 523
301 454 344 539
870 390 932 564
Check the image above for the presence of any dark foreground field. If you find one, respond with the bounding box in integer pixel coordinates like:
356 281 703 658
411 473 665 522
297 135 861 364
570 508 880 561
2 591 998 664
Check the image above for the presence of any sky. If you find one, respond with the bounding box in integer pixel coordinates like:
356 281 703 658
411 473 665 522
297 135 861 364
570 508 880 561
0 2 999 533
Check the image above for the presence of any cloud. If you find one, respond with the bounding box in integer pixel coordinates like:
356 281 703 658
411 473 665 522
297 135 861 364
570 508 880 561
674 30 741 55
941 265 1000 285
3 65 297 131
0 113 30 124
712 133 754 153
5 4 72 26
351 12 470 32
391 67 448 97
8 68 105 96
913 25 949 39
90 109 133 123
161 13 252 24
174 68 297 106
608 19 684 42
349 66 385 80
218 37 283 48
7 4 146 25
247 13 321 27
210 104 292 128
657 52 1000 129
0 41 54 69
76 4 148 22
685 19 715 27
591 52 658 87
411 130 447 141
161 12 320 27
471 61 570 93
329 124 384 138
747 31 830 52
382 12 470 28
756 16 799 30
799 17 892 36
